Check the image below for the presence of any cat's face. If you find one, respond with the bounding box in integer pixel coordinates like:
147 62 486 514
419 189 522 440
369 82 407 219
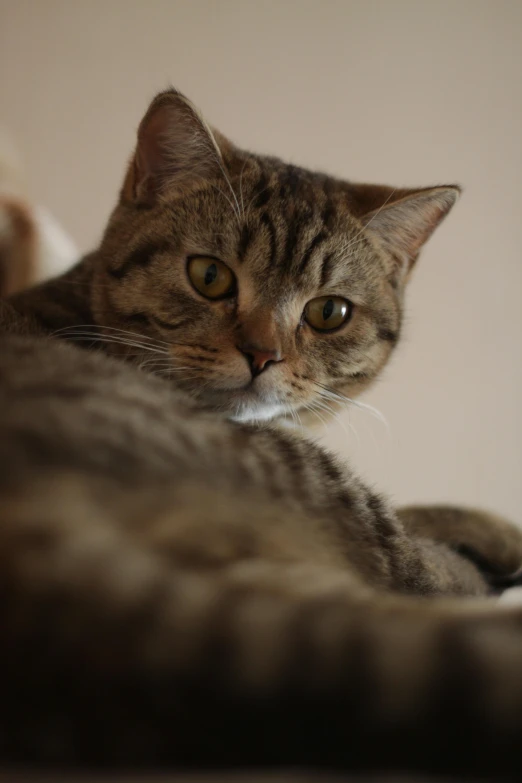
92 90 458 423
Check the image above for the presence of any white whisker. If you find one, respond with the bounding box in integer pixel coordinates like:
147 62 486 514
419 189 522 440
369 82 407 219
209 183 241 228
312 380 389 436
238 158 248 223
53 324 171 348
338 189 397 255
58 333 168 356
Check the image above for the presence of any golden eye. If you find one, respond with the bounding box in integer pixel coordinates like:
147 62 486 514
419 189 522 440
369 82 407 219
187 256 236 300
304 296 352 332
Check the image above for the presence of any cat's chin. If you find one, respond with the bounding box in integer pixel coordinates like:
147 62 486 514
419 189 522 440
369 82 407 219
229 403 287 424
195 385 288 423
226 393 289 423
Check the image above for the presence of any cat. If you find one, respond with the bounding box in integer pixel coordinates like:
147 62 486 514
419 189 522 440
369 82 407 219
1 88 522 778
5 90 460 423
0 130 77 297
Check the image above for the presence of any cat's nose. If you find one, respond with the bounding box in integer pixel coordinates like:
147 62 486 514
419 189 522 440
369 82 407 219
238 344 283 378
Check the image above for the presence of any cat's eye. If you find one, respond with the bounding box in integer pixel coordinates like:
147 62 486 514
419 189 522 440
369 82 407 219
304 296 352 332
187 256 236 300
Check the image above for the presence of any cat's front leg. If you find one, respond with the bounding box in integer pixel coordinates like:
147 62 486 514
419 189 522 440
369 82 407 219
398 504 522 592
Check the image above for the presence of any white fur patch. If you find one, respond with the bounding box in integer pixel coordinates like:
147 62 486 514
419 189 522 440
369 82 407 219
33 205 78 281
498 586 522 606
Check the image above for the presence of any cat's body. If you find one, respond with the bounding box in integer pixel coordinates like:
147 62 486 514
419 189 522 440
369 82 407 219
3 317 522 778
1 90 522 778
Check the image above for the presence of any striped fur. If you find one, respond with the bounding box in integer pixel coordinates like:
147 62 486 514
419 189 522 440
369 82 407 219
0 327 522 776
1 90 522 777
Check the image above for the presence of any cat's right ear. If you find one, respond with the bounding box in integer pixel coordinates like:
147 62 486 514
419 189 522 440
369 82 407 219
122 89 224 206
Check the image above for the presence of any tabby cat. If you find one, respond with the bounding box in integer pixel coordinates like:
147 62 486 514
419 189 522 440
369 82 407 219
1 89 522 779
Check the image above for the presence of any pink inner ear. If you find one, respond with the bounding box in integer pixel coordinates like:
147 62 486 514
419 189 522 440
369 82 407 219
362 187 459 275
136 109 170 183
125 90 226 206
132 110 171 202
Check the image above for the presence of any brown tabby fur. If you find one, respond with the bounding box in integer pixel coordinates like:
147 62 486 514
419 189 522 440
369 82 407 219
1 90 522 779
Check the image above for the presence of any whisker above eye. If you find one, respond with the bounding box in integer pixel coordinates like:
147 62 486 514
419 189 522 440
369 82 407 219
238 158 248 222
337 190 398 256
330 191 399 264
209 183 241 229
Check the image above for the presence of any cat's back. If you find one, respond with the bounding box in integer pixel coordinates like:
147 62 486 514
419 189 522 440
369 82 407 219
0 328 366 575
0 328 241 486
0 327 352 504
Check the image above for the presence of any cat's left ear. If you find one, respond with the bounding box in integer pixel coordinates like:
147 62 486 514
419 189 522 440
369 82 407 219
122 88 227 206
354 185 460 281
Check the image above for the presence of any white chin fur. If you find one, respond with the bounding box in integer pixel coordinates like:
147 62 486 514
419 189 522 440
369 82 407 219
229 401 287 423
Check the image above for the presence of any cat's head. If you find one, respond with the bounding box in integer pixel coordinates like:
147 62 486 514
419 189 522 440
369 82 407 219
92 89 458 422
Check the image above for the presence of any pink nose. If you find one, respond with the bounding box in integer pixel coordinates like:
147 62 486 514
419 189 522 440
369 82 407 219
238 344 283 377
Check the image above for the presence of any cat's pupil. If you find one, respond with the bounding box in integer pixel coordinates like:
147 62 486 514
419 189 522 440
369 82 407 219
205 264 217 287
323 299 334 321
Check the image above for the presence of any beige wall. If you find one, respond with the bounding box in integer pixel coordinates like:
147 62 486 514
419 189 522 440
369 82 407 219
1 0 521 519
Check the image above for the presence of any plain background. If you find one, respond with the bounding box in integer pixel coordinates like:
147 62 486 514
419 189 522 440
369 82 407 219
1 0 521 519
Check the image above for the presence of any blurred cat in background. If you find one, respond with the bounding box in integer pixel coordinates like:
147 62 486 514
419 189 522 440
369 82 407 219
0 130 77 296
